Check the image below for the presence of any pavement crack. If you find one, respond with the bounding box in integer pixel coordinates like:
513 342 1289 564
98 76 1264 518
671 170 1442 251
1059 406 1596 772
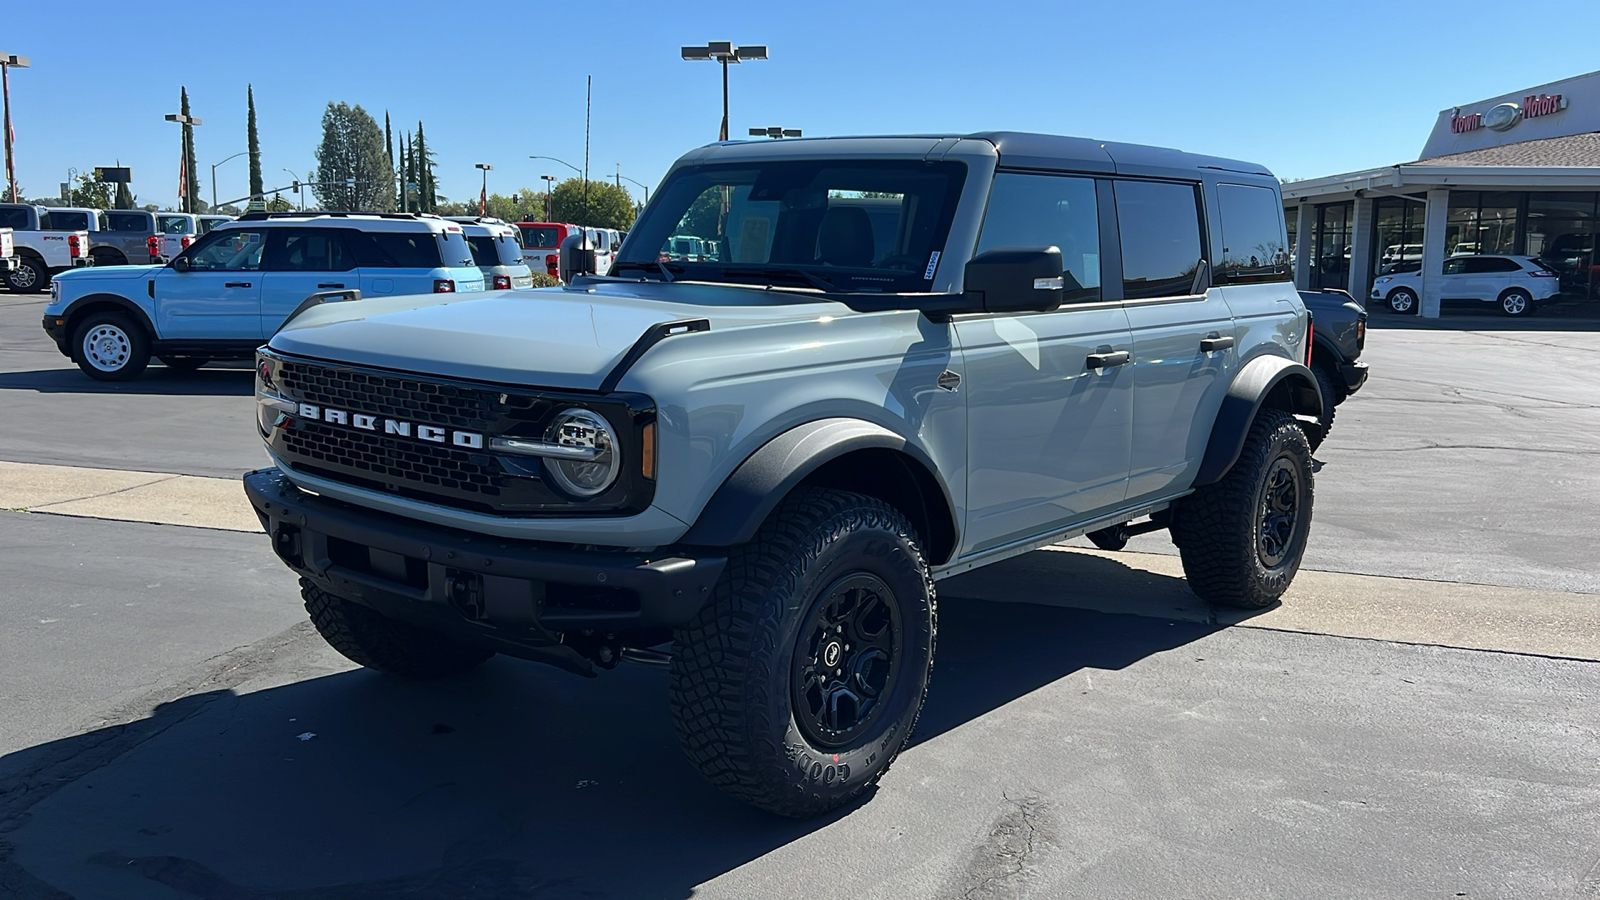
948 792 1050 900
1335 443 1600 456
28 474 182 511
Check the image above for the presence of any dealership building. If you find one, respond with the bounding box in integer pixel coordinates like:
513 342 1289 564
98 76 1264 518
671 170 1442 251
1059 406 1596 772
1283 70 1600 316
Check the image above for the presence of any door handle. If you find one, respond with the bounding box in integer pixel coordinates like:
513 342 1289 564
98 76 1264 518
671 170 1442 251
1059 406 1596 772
317 282 345 288
1086 350 1131 369
225 282 252 288
1200 335 1235 352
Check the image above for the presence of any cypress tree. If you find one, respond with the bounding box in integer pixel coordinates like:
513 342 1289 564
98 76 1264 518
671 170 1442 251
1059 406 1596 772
247 85 264 199
415 121 436 212
384 112 395 209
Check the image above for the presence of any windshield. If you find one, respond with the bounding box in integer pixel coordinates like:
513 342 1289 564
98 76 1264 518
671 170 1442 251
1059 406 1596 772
159 215 192 234
518 225 561 249
616 160 968 292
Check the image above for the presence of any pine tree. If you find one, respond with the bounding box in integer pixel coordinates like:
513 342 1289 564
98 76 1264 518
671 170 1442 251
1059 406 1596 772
401 133 412 212
384 112 395 210
415 121 437 213
247 85 264 200
180 86 202 214
311 101 395 211
114 181 135 210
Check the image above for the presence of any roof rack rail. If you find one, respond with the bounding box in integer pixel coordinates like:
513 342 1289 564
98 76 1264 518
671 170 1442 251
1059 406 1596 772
236 211 428 222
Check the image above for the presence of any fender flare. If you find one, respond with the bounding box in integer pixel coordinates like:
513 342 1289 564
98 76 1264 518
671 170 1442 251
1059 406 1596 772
1310 330 1346 368
1193 355 1323 486
59 292 157 339
679 417 957 552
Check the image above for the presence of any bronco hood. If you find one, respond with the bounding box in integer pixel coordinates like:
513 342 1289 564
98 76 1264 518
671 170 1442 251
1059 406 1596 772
267 281 847 391
54 264 162 283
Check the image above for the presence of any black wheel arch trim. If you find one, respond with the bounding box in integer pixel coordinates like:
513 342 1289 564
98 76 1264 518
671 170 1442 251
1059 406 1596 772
58 293 157 340
1194 355 1323 486
680 418 960 563
1310 331 1349 367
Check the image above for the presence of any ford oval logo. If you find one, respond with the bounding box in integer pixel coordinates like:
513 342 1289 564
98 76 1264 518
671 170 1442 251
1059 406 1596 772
1484 102 1522 132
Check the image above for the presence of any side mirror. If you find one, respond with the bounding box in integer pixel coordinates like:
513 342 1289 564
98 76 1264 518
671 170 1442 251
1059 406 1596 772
962 247 1064 314
558 232 597 282
170 255 190 273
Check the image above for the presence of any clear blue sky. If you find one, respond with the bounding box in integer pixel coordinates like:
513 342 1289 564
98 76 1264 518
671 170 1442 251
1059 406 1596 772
6 0 1599 211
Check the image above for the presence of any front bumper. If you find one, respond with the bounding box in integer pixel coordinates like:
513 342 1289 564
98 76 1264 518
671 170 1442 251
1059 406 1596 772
1340 360 1369 395
42 314 68 353
244 468 726 673
1 256 16 272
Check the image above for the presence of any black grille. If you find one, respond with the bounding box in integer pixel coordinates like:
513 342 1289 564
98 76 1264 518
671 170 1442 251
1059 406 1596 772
282 420 505 498
278 361 502 432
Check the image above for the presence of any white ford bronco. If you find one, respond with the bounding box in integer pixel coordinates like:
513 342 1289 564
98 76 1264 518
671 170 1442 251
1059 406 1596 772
245 132 1321 817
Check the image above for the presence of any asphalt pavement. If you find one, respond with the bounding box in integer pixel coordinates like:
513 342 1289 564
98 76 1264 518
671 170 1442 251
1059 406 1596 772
2 290 1598 898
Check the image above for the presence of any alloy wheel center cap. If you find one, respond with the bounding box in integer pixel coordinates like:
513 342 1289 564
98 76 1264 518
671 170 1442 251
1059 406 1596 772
822 641 843 669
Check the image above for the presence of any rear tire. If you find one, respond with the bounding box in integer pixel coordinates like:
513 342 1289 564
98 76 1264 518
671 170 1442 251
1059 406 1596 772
1386 288 1416 314
71 311 150 381
1308 364 1339 452
669 488 936 818
1171 409 1314 609
301 579 493 679
1499 288 1533 317
5 254 47 293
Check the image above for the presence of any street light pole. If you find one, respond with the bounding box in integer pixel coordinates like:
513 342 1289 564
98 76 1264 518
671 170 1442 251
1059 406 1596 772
617 173 651 205
1 52 31 204
681 41 767 141
164 112 203 213
210 151 248 211
475 162 493 217
540 174 556 221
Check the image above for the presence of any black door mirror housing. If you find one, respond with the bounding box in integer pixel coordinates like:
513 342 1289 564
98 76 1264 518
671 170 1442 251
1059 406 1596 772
960 246 1065 314
170 255 190 273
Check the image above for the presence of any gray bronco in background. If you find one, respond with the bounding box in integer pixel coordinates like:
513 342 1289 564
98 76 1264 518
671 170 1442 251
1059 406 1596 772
245 132 1322 817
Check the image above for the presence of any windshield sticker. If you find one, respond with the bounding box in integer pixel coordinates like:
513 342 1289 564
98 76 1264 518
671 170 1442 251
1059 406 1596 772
923 251 941 280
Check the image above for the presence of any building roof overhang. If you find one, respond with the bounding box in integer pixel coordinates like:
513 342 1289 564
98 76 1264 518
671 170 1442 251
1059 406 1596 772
1282 164 1600 201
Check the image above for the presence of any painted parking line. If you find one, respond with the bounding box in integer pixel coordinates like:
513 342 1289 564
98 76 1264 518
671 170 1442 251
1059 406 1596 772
4 460 1596 661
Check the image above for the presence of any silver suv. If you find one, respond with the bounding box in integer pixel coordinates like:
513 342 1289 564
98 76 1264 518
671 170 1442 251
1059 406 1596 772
245 132 1322 817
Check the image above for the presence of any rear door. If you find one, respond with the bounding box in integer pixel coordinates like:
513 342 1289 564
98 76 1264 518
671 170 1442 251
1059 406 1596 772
259 227 359 335
152 228 266 339
1440 256 1472 299
1118 178 1238 504
954 171 1134 555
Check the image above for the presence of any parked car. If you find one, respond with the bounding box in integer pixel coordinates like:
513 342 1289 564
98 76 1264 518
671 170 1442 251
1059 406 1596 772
516 221 579 281
41 212 483 380
45 207 164 268
454 217 534 290
158 212 200 260
663 234 708 261
0 226 16 274
1379 260 1421 276
243 131 1321 818
1372 254 1559 316
1380 243 1423 265
1299 289 1369 450
198 215 235 234
587 227 620 274
0 202 93 292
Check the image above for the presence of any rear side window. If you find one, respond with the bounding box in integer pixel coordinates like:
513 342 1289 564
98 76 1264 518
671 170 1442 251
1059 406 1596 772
105 212 148 233
49 211 90 231
344 230 445 268
1214 184 1290 285
975 172 1101 303
0 207 30 229
1114 180 1204 300
519 225 561 248
270 229 355 272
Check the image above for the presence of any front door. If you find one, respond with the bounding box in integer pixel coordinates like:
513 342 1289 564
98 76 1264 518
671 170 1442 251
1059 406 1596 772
259 228 359 336
153 228 266 339
954 171 1133 556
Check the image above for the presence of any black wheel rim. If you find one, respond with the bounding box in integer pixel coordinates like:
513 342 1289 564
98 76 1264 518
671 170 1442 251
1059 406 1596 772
791 572 901 749
1257 458 1301 568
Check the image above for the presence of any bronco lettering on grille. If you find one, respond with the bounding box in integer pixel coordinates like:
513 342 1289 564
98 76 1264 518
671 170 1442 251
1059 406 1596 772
295 402 484 449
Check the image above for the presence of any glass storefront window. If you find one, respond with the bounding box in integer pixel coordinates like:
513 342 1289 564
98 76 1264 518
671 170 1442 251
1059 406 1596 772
1526 191 1597 298
1447 191 1520 257
1311 202 1352 290
1371 196 1426 279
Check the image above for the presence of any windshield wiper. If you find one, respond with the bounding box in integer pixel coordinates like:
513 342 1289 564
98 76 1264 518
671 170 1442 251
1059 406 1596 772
611 260 683 282
719 266 836 292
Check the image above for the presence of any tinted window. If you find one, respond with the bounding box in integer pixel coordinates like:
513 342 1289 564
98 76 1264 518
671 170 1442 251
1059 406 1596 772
1443 258 1466 275
345 230 444 268
1115 180 1204 299
158 215 191 234
1215 184 1290 285
468 236 499 267
48 211 91 231
185 229 267 271
0 207 29 229
1481 257 1521 273
437 230 474 268
519 225 561 248
105 212 148 233
494 233 523 265
975 172 1101 303
271 229 354 272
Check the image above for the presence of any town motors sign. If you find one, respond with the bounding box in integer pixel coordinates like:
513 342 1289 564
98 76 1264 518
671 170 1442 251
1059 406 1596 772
1451 93 1569 134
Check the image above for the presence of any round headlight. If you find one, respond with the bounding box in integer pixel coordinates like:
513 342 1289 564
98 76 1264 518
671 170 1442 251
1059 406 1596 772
543 408 620 498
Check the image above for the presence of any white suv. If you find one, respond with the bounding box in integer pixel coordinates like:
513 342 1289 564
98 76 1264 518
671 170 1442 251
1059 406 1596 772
1372 254 1560 316
451 217 535 290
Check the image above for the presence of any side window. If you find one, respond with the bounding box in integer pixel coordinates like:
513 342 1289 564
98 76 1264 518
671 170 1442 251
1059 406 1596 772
105 212 143 232
345 231 444 268
186 230 267 271
1485 257 1521 273
974 172 1101 303
269 229 354 272
1443 258 1467 275
1114 180 1204 300
1215 184 1290 285
0 207 30 229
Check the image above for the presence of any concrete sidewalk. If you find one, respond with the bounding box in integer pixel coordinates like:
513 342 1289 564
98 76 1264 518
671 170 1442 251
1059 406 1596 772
0 460 261 532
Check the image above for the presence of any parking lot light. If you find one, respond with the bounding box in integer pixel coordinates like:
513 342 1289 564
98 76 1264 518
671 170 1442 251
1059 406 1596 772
1 51 31 204
475 163 493 216
165 112 202 214
681 41 768 141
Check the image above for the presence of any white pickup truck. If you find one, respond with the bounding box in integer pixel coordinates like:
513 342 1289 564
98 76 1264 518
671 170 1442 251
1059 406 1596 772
1 227 17 274
0 203 93 292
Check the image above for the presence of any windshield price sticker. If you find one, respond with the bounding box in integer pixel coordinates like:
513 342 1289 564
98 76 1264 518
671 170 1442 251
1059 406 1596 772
923 251 941 280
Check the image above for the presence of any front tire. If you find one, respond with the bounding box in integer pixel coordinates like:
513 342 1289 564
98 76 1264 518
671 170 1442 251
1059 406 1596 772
71 311 150 381
1171 409 1314 609
1499 288 1533 317
5 255 47 293
1387 288 1416 314
301 580 493 679
670 488 936 818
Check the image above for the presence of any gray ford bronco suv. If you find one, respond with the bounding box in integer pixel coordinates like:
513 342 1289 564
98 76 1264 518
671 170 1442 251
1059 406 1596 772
245 132 1321 817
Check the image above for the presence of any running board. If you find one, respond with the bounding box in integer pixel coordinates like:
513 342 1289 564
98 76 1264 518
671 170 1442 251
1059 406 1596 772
930 493 1189 581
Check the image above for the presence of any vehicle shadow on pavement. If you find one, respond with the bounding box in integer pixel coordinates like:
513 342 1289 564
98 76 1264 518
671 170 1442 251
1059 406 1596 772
0 367 254 396
0 554 1215 899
